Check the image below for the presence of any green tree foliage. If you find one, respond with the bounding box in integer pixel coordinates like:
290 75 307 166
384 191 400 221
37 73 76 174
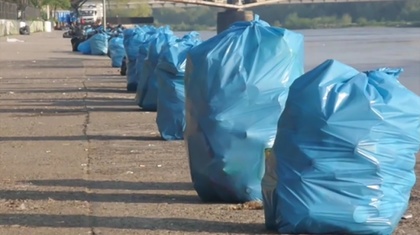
252 0 420 27
400 0 420 21
153 0 420 30
134 3 152 16
153 6 219 30
27 0 71 9
29 0 42 8
106 0 152 17
42 0 70 9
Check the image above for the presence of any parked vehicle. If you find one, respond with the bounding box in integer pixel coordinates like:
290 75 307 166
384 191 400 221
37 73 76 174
79 3 103 26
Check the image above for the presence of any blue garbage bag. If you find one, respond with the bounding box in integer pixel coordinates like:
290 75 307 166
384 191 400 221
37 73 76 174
84 27 92 34
156 32 202 140
77 38 92 55
90 33 109 55
135 26 177 111
123 28 140 91
86 28 96 37
133 31 160 96
262 59 420 234
123 26 156 91
184 15 304 203
109 36 125 67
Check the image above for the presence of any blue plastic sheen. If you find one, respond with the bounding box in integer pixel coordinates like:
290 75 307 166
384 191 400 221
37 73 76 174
184 16 305 203
133 31 160 99
262 59 420 234
135 26 177 110
77 38 91 55
156 32 201 140
90 33 109 55
109 36 125 67
123 26 156 91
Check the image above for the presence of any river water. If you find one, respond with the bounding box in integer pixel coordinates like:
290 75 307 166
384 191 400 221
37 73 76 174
176 27 420 95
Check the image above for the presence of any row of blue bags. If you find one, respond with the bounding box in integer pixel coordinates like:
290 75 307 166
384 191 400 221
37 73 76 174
181 15 420 235
121 25 202 140
135 26 176 110
71 26 126 67
95 18 419 234
122 25 156 91
75 26 123 56
108 36 125 67
156 32 201 140
77 32 109 55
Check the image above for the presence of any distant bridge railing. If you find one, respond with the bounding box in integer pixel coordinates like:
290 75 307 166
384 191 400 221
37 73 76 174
110 0 397 10
173 0 395 9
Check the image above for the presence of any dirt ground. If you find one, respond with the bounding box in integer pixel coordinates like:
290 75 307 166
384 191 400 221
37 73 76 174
0 32 419 235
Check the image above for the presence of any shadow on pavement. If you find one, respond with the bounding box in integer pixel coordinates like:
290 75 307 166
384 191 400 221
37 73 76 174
0 59 112 69
87 74 123 78
51 50 83 55
1 97 133 102
49 52 107 59
0 97 150 114
1 107 142 115
18 98 135 107
0 98 145 114
0 214 267 234
0 135 162 141
411 195 420 202
0 190 199 204
0 59 83 69
20 179 193 191
0 87 128 94
48 55 112 63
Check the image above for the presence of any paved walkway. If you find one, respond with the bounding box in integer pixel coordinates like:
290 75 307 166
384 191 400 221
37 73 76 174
0 32 269 235
0 32 419 235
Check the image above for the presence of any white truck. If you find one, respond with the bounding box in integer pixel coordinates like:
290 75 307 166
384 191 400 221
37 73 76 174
79 2 103 25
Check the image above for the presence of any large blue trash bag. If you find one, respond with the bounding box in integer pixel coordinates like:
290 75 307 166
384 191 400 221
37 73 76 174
109 36 125 67
77 38 92 55
123 26 156 91
184 15 304 203
85 27 94 35
262 59 420 234
135 26 177 110
123 27 142 91
133 30 161 99
90 33 109 55
86 29 97 38
156 32 202 140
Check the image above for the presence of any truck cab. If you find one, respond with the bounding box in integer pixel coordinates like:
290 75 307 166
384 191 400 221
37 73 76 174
79 4 101 25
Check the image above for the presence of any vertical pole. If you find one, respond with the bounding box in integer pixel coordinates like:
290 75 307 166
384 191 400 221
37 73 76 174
46 5 50 20
102 0 106 30
217 10 253 34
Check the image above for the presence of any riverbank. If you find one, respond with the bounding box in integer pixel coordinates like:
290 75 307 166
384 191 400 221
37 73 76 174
152 2 420 32
275 14 420 30
165 21 420 32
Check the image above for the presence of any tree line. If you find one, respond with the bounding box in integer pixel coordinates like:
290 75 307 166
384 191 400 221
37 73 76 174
7 0 420 30
153 0 420 30
253 0 420 29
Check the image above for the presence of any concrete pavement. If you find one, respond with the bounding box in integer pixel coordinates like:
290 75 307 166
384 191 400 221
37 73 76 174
0 31 419 235
0 32 268 235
